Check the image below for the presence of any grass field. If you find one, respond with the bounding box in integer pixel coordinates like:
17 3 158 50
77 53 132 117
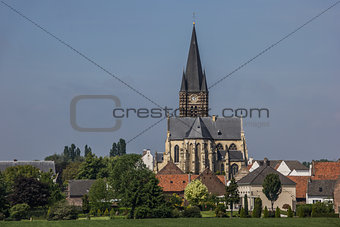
1 218 340 227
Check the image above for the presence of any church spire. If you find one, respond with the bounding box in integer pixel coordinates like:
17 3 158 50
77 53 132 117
184 24 205 92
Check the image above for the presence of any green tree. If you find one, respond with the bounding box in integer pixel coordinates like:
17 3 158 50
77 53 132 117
9 177 50 208
109 143 118 157
240 207 246 218
169 193 183 209
3 165 40 186
82 194 90 214
252 197 262 218
225 178 240 218
77 152 107 179
108 154 166 218
88 179 112 211
287 206 293 218
244 194 248 216
275 206 281 218
117 139 126 156
84 145 92 157
263 206 269 218
62 161 81 182
184 180 208 207
262 173 282 211
0 172 9 215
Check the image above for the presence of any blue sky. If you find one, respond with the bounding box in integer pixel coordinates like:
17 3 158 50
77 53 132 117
0 0 339 161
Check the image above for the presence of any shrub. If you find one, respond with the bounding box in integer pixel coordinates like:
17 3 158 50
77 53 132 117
183 206 202 218
297 204 312 218
110 209 115 219
282 204 290 210
118 207 131 216
252 198 262 218
263 206 269 218
151 205 172 218
10 203 30 221
97 209 102 217
103 208 109 216
47 202 78 221
215 204 227 218
287 206 293 218
240 208 246 218
89 208 96 216
134 206 150 219
0 212 5 221
275 207 281 218
171 208 181 218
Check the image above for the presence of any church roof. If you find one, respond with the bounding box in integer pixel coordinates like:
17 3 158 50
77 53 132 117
180 24 207 92
169 116 241 140
229 150 244 161
185 117 212 139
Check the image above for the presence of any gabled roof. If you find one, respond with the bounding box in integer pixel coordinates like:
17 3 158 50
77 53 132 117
196 168 226 196
0 161 56 174
238 164 296 186
283 161 308 171
157 161 185 175
68 180 96 197
169 117 241 140
157 174 190 192
185 117 212 139
288 176 310 199
312 161 340 180
307 179 336 197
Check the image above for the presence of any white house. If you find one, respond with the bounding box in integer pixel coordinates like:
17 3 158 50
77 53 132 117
141 149 154 171
306 179 336 204
276 161 310 176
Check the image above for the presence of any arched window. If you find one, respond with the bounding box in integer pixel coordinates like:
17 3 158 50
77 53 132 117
221 163 225 172
216 143 223 151
174 145 179 163
229 143 237 150
231 164 239 177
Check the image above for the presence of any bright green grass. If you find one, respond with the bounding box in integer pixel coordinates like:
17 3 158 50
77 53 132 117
1 218 340 227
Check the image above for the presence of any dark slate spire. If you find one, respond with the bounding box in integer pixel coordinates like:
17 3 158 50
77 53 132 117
201 70 208 92
184 24 204 92
180 71 186 91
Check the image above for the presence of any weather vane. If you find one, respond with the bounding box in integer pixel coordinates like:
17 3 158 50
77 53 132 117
193 12 196 25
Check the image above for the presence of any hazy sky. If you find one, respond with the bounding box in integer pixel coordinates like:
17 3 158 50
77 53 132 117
1 0 339 162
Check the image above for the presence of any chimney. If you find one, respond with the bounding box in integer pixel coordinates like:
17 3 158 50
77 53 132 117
212 115 217 122
188 173 191 183
264 158 270 167
13 159 17 162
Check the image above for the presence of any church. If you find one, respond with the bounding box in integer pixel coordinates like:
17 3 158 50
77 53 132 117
155 23 249 180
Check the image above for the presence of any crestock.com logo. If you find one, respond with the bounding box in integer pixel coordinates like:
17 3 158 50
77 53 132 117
70 95 270 132
70 95 122 132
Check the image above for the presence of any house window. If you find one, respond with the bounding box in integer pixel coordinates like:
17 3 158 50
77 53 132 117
174 145 179 163
319 187 322 192
221 164 225 172
229 143 237 150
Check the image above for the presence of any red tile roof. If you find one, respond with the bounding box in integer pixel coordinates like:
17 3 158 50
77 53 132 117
312 162 340 180
217 175 226 185
156 174 198 192
287 176 310 199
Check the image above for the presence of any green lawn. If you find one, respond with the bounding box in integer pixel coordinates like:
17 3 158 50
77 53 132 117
1 218 340 227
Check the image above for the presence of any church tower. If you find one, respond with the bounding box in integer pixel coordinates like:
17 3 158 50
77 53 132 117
179 23 209 117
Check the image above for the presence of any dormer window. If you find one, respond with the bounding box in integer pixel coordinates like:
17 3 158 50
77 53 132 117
217 130 222 135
